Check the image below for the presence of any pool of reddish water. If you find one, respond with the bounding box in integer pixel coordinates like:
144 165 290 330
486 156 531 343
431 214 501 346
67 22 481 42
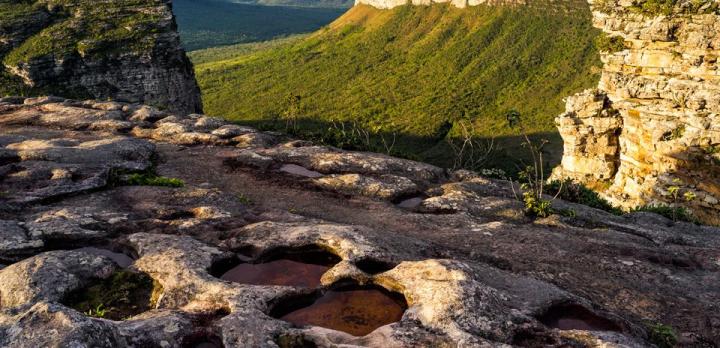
538 304 621 331
218 247 340 288
220 259 331 288
276 285 407 336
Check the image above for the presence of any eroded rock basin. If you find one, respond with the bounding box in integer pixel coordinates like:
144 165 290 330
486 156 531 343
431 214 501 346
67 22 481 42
63 270 160 321
538 303 621 332
274 285 408 336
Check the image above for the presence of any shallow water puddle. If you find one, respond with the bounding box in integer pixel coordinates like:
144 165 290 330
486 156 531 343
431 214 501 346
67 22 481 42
276 285 407 336
221 259 331 288
538 304 621 331
279 164 323 178
76 247 134 268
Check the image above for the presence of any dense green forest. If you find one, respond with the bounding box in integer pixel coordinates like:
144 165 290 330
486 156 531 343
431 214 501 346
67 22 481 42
192 2 601 171
173 0 346 50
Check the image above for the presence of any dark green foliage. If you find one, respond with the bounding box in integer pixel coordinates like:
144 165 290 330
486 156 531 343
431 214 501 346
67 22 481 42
546 179 623 215
648 323 678 348
630 204 696 223
594 33 625 53
125 173 184 187
632 0 678 15
629 0 718 15
194 2 601 171
173 0 345 51
63 270 161 321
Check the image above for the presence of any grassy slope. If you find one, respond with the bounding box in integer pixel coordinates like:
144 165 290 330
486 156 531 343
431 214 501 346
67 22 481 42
194 2 601 170
173 0 346 51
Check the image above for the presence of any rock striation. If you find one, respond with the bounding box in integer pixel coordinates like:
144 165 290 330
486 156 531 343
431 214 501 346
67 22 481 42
0 0 201 114
552 1 720 224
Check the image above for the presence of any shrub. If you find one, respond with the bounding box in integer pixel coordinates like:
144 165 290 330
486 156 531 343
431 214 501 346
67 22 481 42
595 33 626 53
632 0 677 16
648 323 678 348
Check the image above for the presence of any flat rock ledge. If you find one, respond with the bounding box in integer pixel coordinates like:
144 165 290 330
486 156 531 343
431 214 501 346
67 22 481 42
1 97 719 347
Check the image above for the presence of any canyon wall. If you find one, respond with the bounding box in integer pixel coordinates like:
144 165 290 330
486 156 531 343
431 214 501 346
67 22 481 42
0 0 201 115
552 0 720 225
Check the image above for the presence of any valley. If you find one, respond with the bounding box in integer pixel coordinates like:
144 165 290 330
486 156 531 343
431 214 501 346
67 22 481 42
191 2 602 172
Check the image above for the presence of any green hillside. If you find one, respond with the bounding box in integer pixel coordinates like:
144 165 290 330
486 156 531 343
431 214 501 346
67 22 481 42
193 2 601 171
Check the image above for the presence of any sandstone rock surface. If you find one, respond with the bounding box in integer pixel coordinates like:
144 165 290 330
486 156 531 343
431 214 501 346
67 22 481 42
1 98 718 347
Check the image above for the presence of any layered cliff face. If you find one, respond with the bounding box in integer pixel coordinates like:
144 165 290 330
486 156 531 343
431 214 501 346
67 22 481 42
552 0 720 225
0 0 201 114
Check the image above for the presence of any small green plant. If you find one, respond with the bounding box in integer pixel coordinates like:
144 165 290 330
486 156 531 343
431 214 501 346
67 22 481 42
663 178 697 222
648 323 678 348
506 110 559 218
282 94 303 132
125 173 184 188
85 303 107 318
236 193 252 205
595 33 626 53
631 204 695 223
661 125 685 141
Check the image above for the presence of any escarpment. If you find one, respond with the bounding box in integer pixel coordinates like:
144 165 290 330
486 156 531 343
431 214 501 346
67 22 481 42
0 0 201 115
552 1 720 225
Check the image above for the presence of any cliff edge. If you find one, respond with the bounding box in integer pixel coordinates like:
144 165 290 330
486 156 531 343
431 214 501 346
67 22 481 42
0 0 201 114
552 0 720 225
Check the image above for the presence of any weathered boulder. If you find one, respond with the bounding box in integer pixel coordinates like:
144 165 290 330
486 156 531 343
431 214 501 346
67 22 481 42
0 250 116 309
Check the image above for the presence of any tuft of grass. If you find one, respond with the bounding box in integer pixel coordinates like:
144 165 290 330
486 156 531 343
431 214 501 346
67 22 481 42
648 323 678 348
125 173 184 188
630 204 696 223
546 179 623 215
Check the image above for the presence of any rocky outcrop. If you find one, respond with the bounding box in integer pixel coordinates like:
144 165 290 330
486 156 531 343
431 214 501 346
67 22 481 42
0 0 201 114
552 2 720 224
2 97 719 346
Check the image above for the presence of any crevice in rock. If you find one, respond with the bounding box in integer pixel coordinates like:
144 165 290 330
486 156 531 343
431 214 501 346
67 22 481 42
354 257 397 275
